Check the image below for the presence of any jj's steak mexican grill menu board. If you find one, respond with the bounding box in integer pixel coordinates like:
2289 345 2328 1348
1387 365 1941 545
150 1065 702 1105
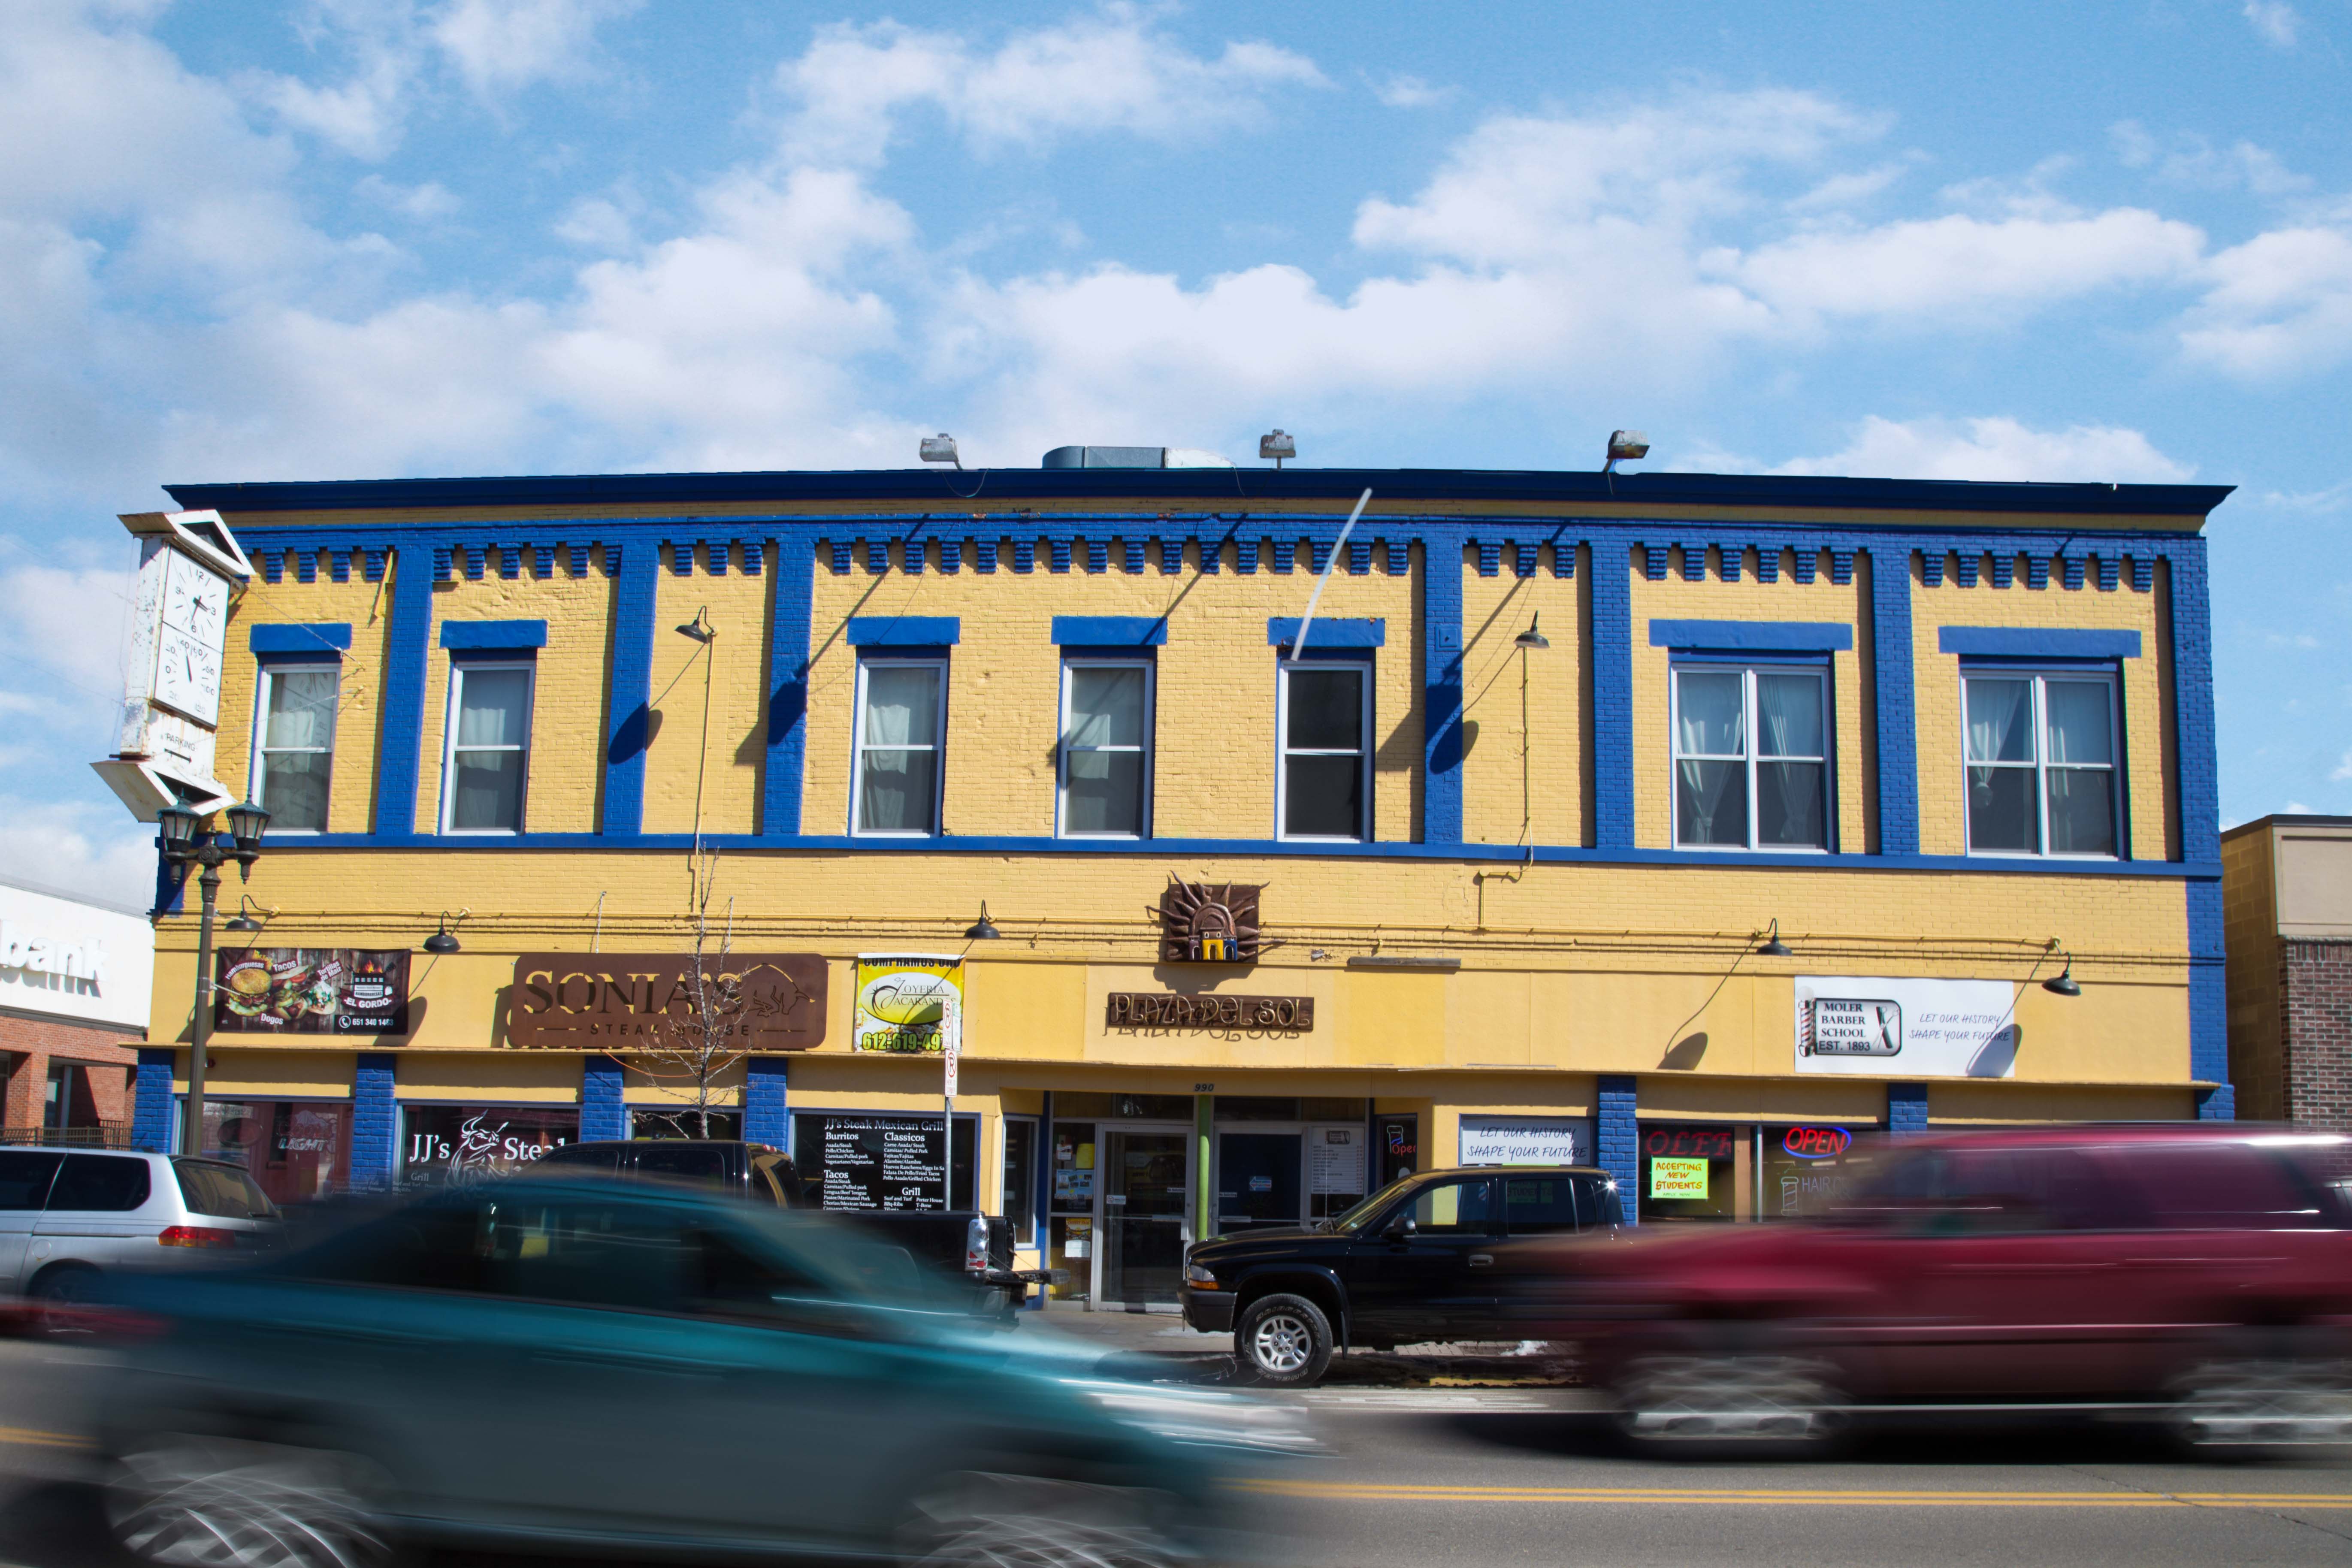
813 1116 948 1212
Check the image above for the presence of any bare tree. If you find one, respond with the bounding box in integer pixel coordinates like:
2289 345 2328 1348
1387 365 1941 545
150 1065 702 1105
628 847 749 1139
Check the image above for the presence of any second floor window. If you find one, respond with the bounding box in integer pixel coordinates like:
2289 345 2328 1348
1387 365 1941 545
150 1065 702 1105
1279 662 1370 841
442 662 532 833
1672 665 1831 851
253 662 336 832
1964 671 2118 857
1059 661 1151 837
854 659 945 835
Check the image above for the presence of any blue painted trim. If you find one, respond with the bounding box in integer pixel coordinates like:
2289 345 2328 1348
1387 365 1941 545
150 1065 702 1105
1648 619 1853 652
375 546 434 836
1421 542 1463 844
602 547 658 834
2170 539 2228 1118
1590 541 1634 848
1887 1082 1931 1136
1870 544 1920 855
1268 616 1385 649
1052 615 1167 647
1597 1076 1638 1227
744 1057 789 1147
1938 627 2141 659
351 1054 397 1190
763 537 813 836
848 615 960 647
2189 880 2231 1119
249 623 352 655
131 1048 177 1153
581 1056 628 1142
440 619 548 650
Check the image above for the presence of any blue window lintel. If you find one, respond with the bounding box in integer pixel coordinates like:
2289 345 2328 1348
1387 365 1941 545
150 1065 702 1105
1939 626 2141 660
1268 616 1385 649
848 615 960 647
249 623 352 657
1051 615 1166 647
440 619 547 651
1648 619 1853 653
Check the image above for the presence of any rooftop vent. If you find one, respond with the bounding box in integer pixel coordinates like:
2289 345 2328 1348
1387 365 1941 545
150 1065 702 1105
1042 446 1235 470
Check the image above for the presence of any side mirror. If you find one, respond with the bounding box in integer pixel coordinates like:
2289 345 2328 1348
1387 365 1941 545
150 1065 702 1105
1384 1212 1417 1240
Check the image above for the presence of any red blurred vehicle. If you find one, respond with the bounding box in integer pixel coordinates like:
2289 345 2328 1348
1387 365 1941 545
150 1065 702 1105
1551 1126 2352 1450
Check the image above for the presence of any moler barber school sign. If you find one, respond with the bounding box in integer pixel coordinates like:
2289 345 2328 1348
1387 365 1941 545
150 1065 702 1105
509 955 828 1050
1794 976 2019 1079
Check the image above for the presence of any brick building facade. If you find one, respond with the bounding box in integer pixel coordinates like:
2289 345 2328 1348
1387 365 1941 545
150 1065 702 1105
2223 816 2352 1128
0 877 153 1145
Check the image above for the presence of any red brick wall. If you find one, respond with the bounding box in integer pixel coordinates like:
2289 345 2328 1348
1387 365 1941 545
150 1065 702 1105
2284 940 2352 1132
0 1013 139 1133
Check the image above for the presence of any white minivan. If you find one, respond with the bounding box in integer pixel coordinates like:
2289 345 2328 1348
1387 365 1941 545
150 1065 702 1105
0 1148 281 1313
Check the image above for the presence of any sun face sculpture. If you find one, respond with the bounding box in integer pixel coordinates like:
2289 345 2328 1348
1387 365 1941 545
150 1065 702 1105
1159 878 1262 964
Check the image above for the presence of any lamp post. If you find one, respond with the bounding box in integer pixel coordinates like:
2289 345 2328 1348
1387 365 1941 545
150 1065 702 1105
156 799 270 1159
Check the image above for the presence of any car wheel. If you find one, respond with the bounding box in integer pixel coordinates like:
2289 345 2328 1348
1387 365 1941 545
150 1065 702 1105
1611 1350 1842 1454
1236 1294 1333 1387
29 1263 101 1337
903 1471 1180 1568
106 1433 400 1568
2168 1357 2352 1450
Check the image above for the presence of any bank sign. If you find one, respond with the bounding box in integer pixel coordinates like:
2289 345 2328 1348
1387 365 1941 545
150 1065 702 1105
509 954 828 1050
1794 976 2018 1078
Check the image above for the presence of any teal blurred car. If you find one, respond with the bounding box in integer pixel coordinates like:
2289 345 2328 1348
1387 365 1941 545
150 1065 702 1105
94 1178 1312 1568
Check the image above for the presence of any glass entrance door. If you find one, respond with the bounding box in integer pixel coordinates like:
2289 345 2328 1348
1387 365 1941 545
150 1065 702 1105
1100 1128 1191 1306
1216 1132 1303 1234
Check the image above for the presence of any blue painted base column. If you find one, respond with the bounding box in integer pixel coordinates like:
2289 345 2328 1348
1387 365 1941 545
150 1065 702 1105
1597 1075 1638 1226
1887 1082 1930 1136
744 1057 789 1148
582 1055 628 1142
131 1048 177 1153
351 1054 398 1189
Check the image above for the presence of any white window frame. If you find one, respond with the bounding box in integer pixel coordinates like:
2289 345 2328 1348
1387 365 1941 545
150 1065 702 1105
1276 658 1373 843
1959 667 2123 860
1057 658 1154 840
251 659 338 834
1668 662 1834 853
438 659 534 834
851 656 947 838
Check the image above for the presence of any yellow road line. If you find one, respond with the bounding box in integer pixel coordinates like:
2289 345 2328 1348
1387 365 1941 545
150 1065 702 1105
1237 1479 2352 1508
0 1427 86 1451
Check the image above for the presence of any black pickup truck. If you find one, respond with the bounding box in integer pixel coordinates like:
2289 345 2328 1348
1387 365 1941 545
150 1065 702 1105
533 1140 1049 1313
1180 1164 1623 1385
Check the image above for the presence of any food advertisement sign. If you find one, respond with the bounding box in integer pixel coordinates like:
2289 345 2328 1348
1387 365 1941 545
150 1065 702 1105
854 954 963 1056
1794 976 2018 1079
214 948 410 1035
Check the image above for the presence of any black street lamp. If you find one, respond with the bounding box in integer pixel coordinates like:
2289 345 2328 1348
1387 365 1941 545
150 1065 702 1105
157 800 269 1158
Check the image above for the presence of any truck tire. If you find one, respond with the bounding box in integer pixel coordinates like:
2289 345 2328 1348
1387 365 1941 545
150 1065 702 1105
1236 1293 1333 1387
29 1263 101 1337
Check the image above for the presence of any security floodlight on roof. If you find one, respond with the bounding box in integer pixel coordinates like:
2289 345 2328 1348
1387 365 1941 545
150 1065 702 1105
919 433 961 469
1604 429 1650 474
1260 429 1297 468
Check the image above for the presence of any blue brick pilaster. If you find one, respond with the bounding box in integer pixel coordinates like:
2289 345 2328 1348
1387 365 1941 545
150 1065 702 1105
1421 532 1464 843
1597 1074 1638 1225
762 536 814 836
351 1054 397 1189
601 545 659 834
2167 541 2231 1119
131 1048 177 1153
1866 542 1919 855
744 1056 789 1147
2189 878 2232 1119
582 1055 628 1142
373 544 434 835
1589 541 1634 848
1886 1082 1930 1136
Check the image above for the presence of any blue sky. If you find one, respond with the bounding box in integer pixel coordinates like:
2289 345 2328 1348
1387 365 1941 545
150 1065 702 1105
6 0 2351 901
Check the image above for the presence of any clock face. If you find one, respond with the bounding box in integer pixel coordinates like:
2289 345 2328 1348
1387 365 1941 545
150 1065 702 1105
161 549 228 648
153 624 222 727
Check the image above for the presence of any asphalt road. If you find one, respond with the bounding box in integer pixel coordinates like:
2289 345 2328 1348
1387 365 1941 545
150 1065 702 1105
4 1344 2352 1565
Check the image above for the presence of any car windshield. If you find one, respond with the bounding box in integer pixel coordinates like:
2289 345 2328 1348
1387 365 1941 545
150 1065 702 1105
1321 1174 1425 1233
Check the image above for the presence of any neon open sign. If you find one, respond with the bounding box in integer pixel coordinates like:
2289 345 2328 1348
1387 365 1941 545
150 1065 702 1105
1782 1126 1852 1160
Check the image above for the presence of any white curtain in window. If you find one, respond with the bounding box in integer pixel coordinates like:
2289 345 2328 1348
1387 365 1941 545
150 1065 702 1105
1965 678 2033 763
1675 671 1743 755
265 669 336 750
861 666 938 749
1755 674 1821 758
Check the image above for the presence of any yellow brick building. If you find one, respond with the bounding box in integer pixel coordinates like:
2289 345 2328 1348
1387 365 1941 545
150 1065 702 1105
117 457 2232 1307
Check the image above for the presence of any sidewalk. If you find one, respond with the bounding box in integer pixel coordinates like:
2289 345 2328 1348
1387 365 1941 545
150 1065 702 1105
1010 1299 1579 1387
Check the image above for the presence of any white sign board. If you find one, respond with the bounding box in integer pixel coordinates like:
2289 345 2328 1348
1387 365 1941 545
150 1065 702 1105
1794 976 2018 1079
1308 1127 1363 1195
0 881 153 1032
1458 1115 1592 1167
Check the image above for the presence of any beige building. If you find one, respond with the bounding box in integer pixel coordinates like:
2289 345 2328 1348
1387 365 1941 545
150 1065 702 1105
2224 816 2352 1127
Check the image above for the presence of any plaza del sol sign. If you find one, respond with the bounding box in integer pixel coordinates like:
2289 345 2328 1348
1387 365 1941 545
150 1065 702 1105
508 953 828 1050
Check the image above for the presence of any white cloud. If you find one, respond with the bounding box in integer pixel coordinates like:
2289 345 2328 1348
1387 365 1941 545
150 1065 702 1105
1737 415 2198 483
356 174 461 220
776 9 1327 169
2109 121 2309 197
2244 0 2301 48
0 797 159 912
1369 73 1452 109
429 0 641 95
2180 225 2352 377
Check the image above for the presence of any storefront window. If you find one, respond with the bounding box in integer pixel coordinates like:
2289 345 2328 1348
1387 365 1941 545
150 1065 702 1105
402 1105 578 1187
1377 1113 1420 1186
1638 1124 1740 1222
790 1113 975 1212
1002 1117 1038 1245
203 1099 350 1205
1759 1125 1886 1219
1052 1092 1192 1120
1048 1120 1096 1301
633 1109 743 1140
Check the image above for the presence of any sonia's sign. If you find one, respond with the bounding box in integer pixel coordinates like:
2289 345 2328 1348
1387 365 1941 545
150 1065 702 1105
508 954 828 1050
